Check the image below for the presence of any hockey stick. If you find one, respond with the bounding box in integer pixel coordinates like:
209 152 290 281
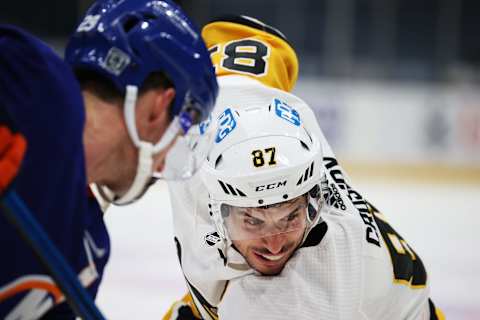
0 191 106 320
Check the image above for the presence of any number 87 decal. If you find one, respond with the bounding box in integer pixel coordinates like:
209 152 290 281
252 148 277 168
209 39 270 77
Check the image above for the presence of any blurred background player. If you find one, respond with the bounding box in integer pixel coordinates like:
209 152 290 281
0 0 217 318
164 16 443 320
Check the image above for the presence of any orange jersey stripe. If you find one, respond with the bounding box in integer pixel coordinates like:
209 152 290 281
0 278 63 303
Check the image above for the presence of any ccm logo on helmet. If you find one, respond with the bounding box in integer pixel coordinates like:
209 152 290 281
255 180 287 192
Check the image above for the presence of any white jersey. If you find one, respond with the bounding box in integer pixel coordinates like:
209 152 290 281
168 76 435 320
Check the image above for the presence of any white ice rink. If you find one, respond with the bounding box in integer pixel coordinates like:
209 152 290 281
96 178 480 319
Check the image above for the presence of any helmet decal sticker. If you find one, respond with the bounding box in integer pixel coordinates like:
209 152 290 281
101 47 131 76
215 108 237 143
273 98 301 126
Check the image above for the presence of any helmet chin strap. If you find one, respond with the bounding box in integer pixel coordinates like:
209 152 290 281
99 141 155 205
300 175 329 244
97 85 166 206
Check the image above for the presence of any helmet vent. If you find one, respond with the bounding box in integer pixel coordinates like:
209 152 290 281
296 161 315 186
214 155 223 168
300 140 310 151
218 180 246 197
142 13 158 21
123 16 141 33
304 128 313 143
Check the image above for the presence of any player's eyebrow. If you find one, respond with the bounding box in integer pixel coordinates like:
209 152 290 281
279 204 304 221
243 212 266 222
235 209 252 217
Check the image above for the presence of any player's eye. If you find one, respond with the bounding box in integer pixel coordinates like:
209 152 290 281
286 212 300 222
244 214 264 227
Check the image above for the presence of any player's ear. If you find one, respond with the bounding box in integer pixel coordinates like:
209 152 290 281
149 87 176 129
137 87 176 143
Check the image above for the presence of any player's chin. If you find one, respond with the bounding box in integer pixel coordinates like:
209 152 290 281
257 265 285 276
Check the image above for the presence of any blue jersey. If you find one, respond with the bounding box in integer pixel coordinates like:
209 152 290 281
0 26 110 319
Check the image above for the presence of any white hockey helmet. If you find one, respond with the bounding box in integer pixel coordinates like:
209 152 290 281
201 97 324 242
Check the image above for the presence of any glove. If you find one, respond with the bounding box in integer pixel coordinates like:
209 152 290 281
0 106 27 196
163 293 203 320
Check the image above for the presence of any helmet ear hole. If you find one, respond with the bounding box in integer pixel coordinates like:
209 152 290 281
220 205 230 218
307 203 317 221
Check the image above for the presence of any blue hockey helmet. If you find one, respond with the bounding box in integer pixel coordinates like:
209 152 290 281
65 0 219 203
65 0 218 123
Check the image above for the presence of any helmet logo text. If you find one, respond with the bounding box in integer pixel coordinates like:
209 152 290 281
255 180 287 192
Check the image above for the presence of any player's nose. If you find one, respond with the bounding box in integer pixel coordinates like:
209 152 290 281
262 234 286 255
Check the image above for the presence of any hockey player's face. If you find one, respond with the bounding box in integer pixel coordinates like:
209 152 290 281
83 87 175 194
228 197 307 275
